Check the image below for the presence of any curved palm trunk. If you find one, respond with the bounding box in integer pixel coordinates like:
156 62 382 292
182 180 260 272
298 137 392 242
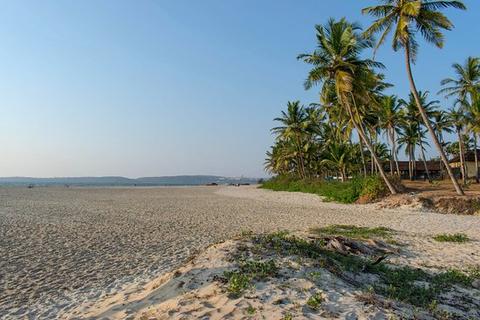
345 95 397 195
457 129 466 184
405 44 464 195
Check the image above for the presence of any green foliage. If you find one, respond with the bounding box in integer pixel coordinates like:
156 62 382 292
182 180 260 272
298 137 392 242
246 306 256 315
261 175 388 204
224 271 251 298
433 233 470 243
282 313 293 320
239 259 278 279
306 291 324 310
313 225 393 239
224 259 278 298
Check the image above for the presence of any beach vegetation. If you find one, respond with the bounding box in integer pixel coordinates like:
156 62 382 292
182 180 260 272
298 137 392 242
254 231 477 309
246 306 256 315
433 233 470 243
261 175 388 204
313 225 393 239
306 291 324 310
224 271 251 298
224 259 278 298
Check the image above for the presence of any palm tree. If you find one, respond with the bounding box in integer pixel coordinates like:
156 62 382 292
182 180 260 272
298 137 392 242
379 95 403 175
398 122 420 180
321 142 352 181
362 0 466 195
271 101 311 178
298 18 397 194
440 56 480 182
439 57 480 104
449 108 467 184
466 94 480 182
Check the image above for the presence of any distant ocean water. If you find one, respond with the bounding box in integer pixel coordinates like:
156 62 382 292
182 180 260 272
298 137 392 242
0 175 261 187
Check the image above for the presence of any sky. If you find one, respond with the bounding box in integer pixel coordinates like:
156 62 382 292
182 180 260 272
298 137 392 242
0 1 479 178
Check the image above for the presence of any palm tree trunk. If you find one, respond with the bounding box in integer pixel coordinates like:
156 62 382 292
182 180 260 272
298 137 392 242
388 128 394 175
345 95 397 195
420 145 432 182
413 148 417 180
392 130 401 176
418 129 432 182
409 146 413 181
359 138 367 177
295 135 306 179
404 44 464 195
475 133 479 183
438 134 445 180
458 130 466 184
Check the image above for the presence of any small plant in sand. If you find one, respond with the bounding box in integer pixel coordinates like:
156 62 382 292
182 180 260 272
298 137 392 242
433 233 470 243
246 305 256 315
223 259 278 298
282 313 293 320
224 271 251 298
307 271 322 281
469 265 480 279
306 291 324 310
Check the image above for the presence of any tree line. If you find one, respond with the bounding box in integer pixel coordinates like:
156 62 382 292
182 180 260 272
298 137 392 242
265 1 479 196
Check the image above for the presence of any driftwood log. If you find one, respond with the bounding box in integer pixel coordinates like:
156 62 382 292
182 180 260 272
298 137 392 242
322 236 396 256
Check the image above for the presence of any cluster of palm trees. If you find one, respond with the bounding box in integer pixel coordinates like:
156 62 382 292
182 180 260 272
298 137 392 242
266 1 480 196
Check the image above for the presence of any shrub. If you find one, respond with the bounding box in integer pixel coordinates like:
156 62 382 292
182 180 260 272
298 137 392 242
261 175 390 204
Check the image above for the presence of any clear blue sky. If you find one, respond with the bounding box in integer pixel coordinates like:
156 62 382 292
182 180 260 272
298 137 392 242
1 1 479 178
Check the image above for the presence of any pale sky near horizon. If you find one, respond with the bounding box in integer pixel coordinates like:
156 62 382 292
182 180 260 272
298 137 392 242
1 1 479 178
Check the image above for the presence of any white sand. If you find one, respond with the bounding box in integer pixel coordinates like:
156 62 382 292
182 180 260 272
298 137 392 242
0 185 479 319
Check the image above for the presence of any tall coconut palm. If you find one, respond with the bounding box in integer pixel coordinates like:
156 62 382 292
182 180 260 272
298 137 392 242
379 95 403 175
362 0 466 195
298 18 397 194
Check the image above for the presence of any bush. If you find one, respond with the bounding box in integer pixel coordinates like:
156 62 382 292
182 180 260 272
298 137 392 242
261 175 389 204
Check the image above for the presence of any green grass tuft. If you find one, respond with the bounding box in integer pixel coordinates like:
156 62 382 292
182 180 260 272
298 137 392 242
313 225 393 239
224 271 251 298
306 291 324 310
246 306 256 315
433 233 470 243
224 259 278 298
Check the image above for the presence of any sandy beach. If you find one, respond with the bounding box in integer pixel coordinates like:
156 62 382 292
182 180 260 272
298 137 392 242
1 185 479 319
